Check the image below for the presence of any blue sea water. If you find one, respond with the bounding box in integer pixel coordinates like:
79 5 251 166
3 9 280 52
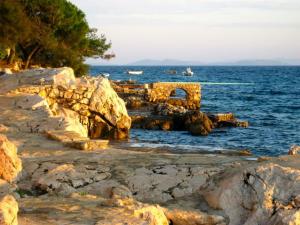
90 66 300 156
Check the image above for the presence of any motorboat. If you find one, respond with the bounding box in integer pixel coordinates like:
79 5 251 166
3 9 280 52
127 70 143 75
182 67 194 76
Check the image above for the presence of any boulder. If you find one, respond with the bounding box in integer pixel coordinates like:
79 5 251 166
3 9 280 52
0 68 12 76
54 107 88 138
164 209 225 225
126 96 145 109
208 113 249 128
202 163 300 225
208 113 235 123
0 67 75 94
288 145 300 155
89 77 131 139
0 135 22 183
17 67 75 87
184 111 213 136
154 103 187 116
0 195 18 225
0 68 132 140
133 205 169 225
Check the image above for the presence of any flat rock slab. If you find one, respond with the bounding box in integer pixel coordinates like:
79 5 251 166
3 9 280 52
18 195 169 225
45 130 109 151
66 140 109 151
45 130 89 143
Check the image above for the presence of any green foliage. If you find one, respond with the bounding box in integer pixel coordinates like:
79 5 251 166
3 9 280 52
0 45 6 60
0 0 111 75
15 189 34 198
79 191 88 196
0 0 30 48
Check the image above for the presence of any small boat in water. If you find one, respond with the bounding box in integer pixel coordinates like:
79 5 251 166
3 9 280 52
127 70 143 75
182 67 194 76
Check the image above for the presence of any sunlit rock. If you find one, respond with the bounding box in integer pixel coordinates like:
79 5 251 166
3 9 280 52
0 195 18 225
0 135 22 183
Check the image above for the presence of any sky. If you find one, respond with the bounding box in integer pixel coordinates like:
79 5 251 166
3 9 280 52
70 0 300 65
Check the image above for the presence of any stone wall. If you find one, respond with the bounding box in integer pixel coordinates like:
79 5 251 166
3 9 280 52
113 81 201 110
14 78 131 139
147 82 201 110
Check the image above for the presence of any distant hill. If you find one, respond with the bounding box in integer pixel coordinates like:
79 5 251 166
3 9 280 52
129 59 203 66
222 60 287 66
129 59 300 66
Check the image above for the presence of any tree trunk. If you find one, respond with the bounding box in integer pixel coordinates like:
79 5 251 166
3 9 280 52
24 46 40 69
6 47 15 65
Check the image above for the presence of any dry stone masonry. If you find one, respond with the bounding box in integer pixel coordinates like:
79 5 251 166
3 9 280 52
113 81 201 110
5 68 131 140
147 82 201 110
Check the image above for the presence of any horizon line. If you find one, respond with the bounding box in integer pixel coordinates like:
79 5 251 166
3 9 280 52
88 64 300 66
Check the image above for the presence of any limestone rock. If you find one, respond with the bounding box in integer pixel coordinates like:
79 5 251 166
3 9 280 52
0 195 18 225
32 163 110 195
184 111 213 136
266 209 300 225
208 113 235 123
127 165 218 203
202 163 300 225
0 75 19 95
0 125 9 134
154 103 187 116
20 195 168 225
126 96 145 109
18 67 75 87
0 68 13 75
133 205 169 225
0 179 16 197
0 67 75 94
208 113 249 128
45 130 88 143
0 135 22 183
89 77 131 139
288 145 300 155
110 185 133 199
75 179 122 198
15 94 50 112
1 69 131 140
164 209 226 225
53 107 88 137
65 139 109 151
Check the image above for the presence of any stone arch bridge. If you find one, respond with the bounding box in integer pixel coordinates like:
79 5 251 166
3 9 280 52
147 82 201 110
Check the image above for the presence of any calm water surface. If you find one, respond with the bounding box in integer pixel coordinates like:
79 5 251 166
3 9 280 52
90 66 300 156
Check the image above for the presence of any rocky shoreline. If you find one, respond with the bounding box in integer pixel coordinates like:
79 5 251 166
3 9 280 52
112 80 248 137
0 67 299 225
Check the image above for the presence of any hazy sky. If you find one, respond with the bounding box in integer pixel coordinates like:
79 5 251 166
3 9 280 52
70 0 300 65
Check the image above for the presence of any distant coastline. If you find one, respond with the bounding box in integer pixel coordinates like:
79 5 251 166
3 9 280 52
88 58 300 66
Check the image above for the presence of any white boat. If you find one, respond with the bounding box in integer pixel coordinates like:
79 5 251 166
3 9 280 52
127 70 143 75
100 73 110 78
182 67 194 76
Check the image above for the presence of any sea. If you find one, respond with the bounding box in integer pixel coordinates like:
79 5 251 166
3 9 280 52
90 66 300 156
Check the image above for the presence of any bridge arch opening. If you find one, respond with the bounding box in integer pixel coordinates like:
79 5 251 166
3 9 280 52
169 88 188 100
